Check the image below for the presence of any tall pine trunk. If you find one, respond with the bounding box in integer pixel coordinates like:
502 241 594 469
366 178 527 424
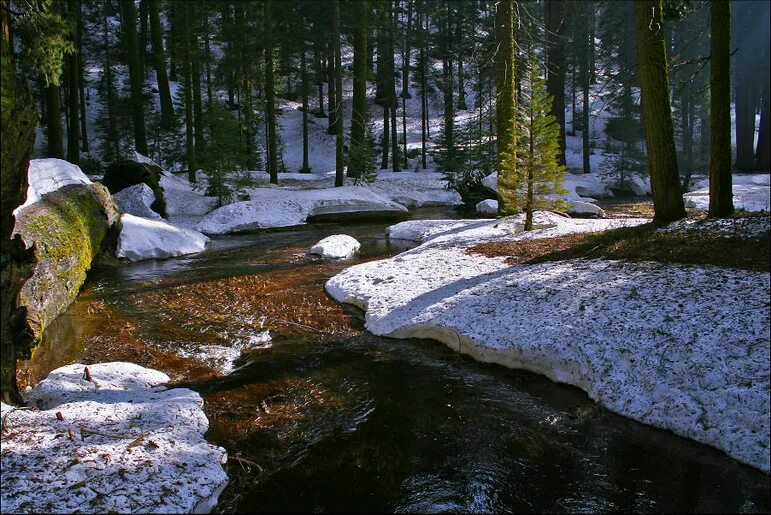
66 0 80 164
349 0 369 179
76 0 88 153
634 0 686 222
45 84 64 158
756 77 770 171
183 4 195 181
301 35 310 173
265 0 278 184
708 0 733 217
149 0 174 128
327 41 337 135
333 0 345 186
121 0 148 155
495 0 517 214
545 0 566 166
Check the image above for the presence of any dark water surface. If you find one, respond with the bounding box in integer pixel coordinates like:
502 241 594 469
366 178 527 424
27 207 770 513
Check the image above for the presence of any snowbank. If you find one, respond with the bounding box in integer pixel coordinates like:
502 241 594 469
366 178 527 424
112 183 163 220
0 362 228 513
309 234 361 259
117 213 209 261
14 158 93 214
474 197 605 218
684 174 771 213
326 213 770 472
197 186 408 234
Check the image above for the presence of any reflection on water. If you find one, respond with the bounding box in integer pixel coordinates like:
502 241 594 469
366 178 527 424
23 207 770 513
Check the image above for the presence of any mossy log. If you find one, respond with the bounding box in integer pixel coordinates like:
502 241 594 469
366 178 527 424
12 183 119 353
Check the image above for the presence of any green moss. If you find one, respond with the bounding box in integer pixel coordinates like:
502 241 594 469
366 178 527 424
14 184 116 358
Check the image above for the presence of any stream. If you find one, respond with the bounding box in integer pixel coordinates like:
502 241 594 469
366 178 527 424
21 207 770 513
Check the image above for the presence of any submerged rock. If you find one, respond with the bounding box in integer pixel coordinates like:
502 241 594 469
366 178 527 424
309 234 361 259
1 362 228 513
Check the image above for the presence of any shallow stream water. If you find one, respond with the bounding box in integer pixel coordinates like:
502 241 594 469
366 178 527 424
22 207 770 513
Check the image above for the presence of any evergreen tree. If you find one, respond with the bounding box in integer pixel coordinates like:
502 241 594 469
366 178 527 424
708 0 733 217
120 0 148 155
506 58 567 230
495 0 518 215
348 0 369 179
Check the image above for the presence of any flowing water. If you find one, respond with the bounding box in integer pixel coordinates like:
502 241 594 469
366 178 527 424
23 208 770 513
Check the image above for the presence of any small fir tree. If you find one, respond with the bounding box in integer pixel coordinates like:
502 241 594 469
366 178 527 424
503 58 567 229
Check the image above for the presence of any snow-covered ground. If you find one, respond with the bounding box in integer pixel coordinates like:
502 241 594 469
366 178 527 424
0 362 228 513
327 212 770 472
13 158 93 215
684 174 771 213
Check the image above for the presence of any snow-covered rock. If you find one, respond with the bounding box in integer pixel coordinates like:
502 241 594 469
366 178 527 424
608 175 652 196
117 213 209 261
476 199 499 214
14 158 93 214
160 173 220 223
566 174 615 199
1 362 228 514
387 219 488 243
309 234 361 259
368 171 463 208
197 186 408 235
326 212 770 473
683 174 771 213
112 183 163 220
567 200 605 218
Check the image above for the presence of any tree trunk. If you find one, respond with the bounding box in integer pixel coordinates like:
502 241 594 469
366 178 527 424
349 0 369 179
203 6 212 105
102 5 119 161
183 5 195 181
168 3 177 81
545 0 566 166
45 84 64 158
265 0 278 184
456 12 466 110
581 1 590 174
301 38 310 173
401 0 412 100
708 0 733 217
121 0 148 155
76 0 88 153
333 0 345 186
327 39 337 135
139 0 148 78
149 0 174 128
314 33 326 117
756 76 770 171
1 0 37 404
634 0 686 222
381 106 390 168
66 0 80 164
419 10 427 169
495 0 517 214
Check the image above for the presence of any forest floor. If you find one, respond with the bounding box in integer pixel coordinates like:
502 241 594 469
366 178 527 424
469 213 770 272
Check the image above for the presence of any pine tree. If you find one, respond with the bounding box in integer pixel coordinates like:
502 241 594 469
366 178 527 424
634 0 686 223
505 58 567 230
332 0 344 186
708 0 733 217
149 0 174 128
265 0 278 184
495 0 518 215
348 0 369 179
120 0 148 155
545 0 566 166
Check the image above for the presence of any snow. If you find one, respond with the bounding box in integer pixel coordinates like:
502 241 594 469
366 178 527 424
14 158 93 214
387 219 485 243
1 362 228 514
476 199 499 215
117 214 209 261
567 200 606 218
159 173 220 223
684 174 771 213
309 234 361 260
657 214 771 240
112 183 163 220
326 212 770 472
196 186 408 235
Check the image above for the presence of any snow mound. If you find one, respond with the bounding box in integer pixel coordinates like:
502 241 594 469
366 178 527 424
112 183 163 220
1 362 228 514
476 199 499 215
387 219 486 243
683 176 771 213
309 234 361 259
159 173 220 226
117 213 209 261
197 186 408 235
568 200 605 218
14 158 93 214
327 212 770 472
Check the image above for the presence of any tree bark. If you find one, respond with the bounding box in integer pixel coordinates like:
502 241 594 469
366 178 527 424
708 0 733 217
45 84 64 158
66 0 80 164
76 0 88 153
545 0 566 166
183 5 195 181
301 36 310 172
149 0 174 128
495 0 517 213
333 0 345 186
121 0 148 155
265 0 278 184
634 0 686 222
349 0 369 179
